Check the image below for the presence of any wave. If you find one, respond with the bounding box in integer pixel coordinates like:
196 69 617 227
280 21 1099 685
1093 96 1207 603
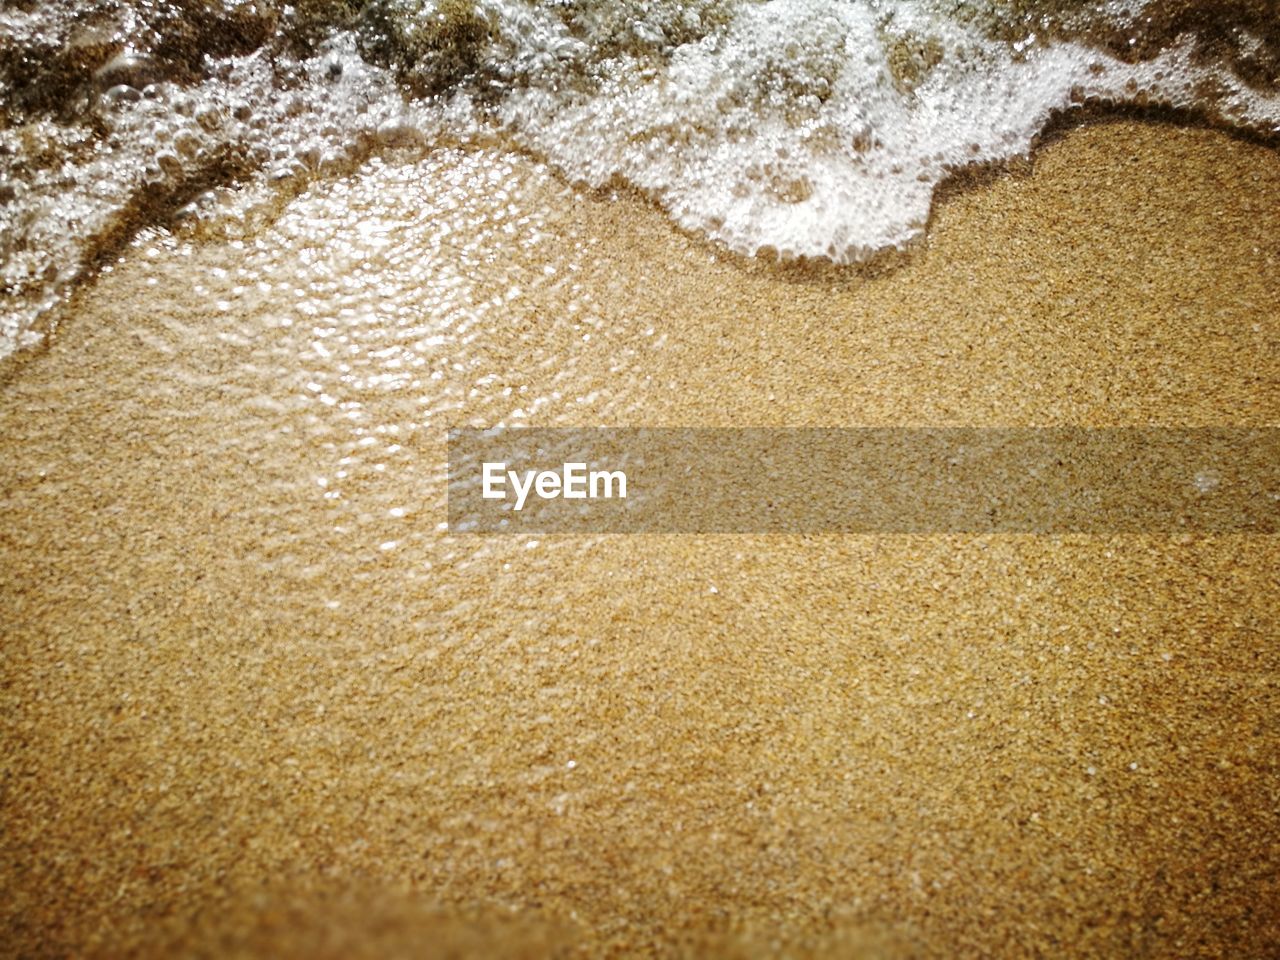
2 0 1278 358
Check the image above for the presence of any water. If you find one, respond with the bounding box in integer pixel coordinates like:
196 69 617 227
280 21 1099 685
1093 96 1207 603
2 0 1278 359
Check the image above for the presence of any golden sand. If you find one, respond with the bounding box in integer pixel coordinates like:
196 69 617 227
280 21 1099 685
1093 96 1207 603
2 120 1278 957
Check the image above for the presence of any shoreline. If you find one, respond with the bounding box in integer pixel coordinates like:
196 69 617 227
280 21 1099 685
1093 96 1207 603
4 105 1280 380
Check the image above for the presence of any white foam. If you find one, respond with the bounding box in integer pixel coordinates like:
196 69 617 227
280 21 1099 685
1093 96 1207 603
2 0 1279 358
482 0 1280 262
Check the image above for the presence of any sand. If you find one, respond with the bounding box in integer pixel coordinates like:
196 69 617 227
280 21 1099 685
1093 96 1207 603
1 119 1278 957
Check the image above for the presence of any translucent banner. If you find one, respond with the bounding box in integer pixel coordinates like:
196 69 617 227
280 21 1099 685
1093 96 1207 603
447 428 1279 533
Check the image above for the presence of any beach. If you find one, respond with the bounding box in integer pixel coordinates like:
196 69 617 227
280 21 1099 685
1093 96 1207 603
1 118 1278 956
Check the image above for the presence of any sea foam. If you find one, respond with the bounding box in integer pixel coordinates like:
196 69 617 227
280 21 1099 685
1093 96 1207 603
1 0 1277 358
475 0 1279 262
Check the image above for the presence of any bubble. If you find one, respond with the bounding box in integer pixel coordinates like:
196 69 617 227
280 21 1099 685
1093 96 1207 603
93 53 164 91
196 107 224 132
376 119 425 147
104 84 143 105
174 132 202 159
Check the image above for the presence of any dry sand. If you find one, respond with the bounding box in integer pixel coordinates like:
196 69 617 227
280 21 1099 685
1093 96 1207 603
1 119 1279 957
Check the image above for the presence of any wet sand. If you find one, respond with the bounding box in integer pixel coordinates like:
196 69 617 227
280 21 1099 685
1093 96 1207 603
2 119 1279 957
